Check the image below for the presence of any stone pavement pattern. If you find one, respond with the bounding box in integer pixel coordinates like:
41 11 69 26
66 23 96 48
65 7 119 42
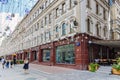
0 63 120 80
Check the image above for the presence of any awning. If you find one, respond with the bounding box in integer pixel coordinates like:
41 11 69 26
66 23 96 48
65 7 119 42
92 40 120 47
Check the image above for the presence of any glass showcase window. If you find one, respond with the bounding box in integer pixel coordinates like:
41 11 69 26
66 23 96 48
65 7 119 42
33 51 37 60
56 44 75 64
42 49 50 62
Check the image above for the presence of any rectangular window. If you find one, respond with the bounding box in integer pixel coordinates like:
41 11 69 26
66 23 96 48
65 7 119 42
96 2 99 14
56 8 59 17
103 8 106 20
112 32 114 39
45 1 48 7
49 13 52 24
42 49 50 62
87 0 90 8
44 33 46 41
35 24 37 31
70 24 74 33
96 24 100 36
62 23 66 35
35 12 37 17
69 0 72 9
87 19 90 32
45 17 47 25
48 31 51 40
37 22 39 30
62 3 66 14
56 44 75 64
41 34 43 42
41 20 43 28
103 28 105 37
46 32 49 40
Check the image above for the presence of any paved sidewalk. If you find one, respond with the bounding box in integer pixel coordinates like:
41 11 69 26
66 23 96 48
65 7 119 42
0 63 120 80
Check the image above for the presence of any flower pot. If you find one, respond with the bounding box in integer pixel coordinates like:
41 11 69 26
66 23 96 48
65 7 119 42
88 65 98 72
88 65 91 71
95 66 99 70
112 68 120 75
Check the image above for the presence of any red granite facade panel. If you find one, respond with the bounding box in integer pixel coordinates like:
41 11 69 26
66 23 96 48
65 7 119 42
30 50 33 62
50 43 55 66
38 47 42 62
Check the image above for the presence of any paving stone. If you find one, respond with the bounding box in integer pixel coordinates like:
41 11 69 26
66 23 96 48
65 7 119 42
0 63 120 80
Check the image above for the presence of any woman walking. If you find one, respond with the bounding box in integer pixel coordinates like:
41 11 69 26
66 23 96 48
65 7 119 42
23 58 29 74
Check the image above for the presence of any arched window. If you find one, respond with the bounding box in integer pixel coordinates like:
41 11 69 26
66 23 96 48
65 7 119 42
56 26 59 32
103 27 107 37
69 20 75 33
41 34 43 42
96 23 100 36
87 18 90 32
86 17 92 33
55 26 59 38
62 23 66 35
70 23 73 33
87 0 90 8
96 24 99 36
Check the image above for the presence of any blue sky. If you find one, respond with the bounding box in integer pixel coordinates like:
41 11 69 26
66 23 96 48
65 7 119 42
0 0 38 42
0 0 38 16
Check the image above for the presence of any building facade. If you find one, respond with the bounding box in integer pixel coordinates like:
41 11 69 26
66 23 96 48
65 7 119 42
110 0 120 40
0 0 110 70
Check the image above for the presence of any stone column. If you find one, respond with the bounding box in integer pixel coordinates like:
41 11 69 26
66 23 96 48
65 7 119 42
17 54 19 60
38 46 42 62
22 53 25 60
75 34 89 70
50 43 55 66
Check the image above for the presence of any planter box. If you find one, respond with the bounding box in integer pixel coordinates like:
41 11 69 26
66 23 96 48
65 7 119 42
112 68 120 75
88 65 99 72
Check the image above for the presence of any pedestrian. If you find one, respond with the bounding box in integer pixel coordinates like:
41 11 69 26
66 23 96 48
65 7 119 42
13 57 16 66
1 57 6 69
10 60 13 68
0 57 2 61
23 58 29 74
5 60 9 68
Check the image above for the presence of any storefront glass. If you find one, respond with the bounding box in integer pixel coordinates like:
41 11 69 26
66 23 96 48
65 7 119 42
34 52 37 60
56 44 75 64
42 49 50 62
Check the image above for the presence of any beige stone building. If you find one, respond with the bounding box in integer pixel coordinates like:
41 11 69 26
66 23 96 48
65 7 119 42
0 0 111 70
110 0 120 40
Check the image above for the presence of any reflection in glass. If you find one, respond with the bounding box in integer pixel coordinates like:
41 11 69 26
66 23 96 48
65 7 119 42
42 49 50 62
56 44 75 64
